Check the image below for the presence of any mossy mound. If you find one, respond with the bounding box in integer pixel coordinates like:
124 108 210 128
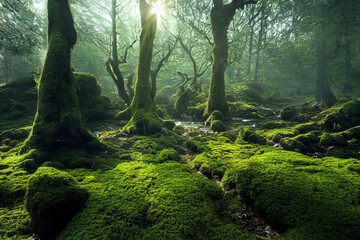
205 110 224 126
322 98 360 131
228 101 263 119
124 110 166 135
58 162 255 240
25 167 89 238
211 120 227 132
74 72 112 121
261 121 288 130
236 126 266 145
280 101 323 123
190 137 360 239
222 152 360 239
279 137 308 154
0 76 37 130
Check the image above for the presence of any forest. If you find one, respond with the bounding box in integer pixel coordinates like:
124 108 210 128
0 0 360 239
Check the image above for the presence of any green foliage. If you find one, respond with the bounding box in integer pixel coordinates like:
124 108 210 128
25 167 89 238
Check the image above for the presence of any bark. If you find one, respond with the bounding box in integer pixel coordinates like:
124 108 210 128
21 0 99 154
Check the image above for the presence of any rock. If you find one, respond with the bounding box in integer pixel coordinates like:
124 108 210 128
25 167 89 238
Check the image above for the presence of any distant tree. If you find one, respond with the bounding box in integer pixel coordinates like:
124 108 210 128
22 0 100 155
0 0 44 83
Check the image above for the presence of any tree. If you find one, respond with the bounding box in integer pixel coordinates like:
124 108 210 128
123 0 164 135
205 0 257 118
21 0 100 155
106 0 135 106
0 0 44 84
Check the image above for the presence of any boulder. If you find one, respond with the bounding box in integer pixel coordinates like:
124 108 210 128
25 167 89 238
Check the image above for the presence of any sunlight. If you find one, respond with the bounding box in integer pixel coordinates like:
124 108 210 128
152 1 165 18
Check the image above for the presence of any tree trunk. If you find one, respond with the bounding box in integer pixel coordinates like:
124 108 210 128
3 54 10 84
316 4 336 107
254 6 266 82
247 7 255 76
21 0 99 155
106 0 131 106
206 2 231 118
124 0 163 135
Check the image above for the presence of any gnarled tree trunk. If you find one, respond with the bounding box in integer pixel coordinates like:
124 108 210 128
22 0 99 154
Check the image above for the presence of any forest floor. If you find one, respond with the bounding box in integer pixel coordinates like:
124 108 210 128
1 82 360 239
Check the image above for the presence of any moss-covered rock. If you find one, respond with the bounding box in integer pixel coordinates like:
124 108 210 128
222 151 360 239
320 133 348 147
74 73 111 121
322 99 360 131
173 125 185 135
279 137 308 153
156 148 180 163
210 120 227 132
261 121 287 130
292 132 319 145
25 167 89 238
228 101 263 119
236 126 266 145
163 120 175 131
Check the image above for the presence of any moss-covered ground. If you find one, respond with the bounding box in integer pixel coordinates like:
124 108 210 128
1 98 360 239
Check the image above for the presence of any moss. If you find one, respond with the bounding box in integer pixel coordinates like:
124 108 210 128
21 0 101 155
325 147 360 159
25 167 89 238
236 127 266 145
174 125 185 135
211 120 227 132
294 122 320 134
292 132 319 145
58 162 254 240
279 137 308 154
261 121 287 130
259 126 300 143
205 110 224 126
228 101 263 119
124 109 164 135
156 148 180 163
217 131 238 142
163 120 175 131
222 151 360 239
320 133 348 147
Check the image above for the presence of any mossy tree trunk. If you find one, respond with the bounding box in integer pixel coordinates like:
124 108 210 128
21 0 99 154
124 0 163 135
206 0 256 118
